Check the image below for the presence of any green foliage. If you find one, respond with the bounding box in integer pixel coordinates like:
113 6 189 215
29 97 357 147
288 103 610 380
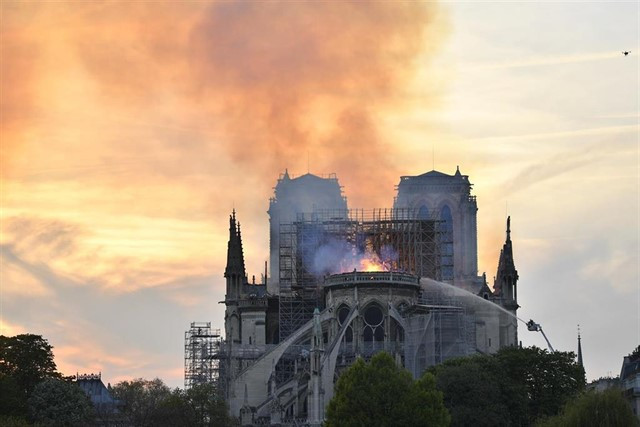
181 383 236 426
28 378 94 426
0 334 61 417
110 378 172 426
429 346 585 426
536 388 639 427
0 415 30 427
158 383 237 427
0 374 28 417
325 352 450 427
430 354 521 426
496 346 585 423
111 378 236 427
409 372 453 427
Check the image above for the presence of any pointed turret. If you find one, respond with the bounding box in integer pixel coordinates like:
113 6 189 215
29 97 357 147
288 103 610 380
493 216 518 303
493 216 519 348
577 326 584 367
225 210 246 300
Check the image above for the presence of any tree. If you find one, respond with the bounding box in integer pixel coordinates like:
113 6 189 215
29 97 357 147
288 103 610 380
0 334 61 417
429 346 585 426
496 346 585 423
325 352 450 427
158 383 237 427
28 378 94 426
536 389 639 427
429 354 523 427
0 374 27 417
110 378 173 426
181 383 236 426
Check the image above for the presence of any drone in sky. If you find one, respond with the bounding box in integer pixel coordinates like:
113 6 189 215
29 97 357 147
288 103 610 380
622 51 631 56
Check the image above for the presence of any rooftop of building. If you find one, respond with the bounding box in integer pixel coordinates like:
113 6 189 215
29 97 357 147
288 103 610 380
621 347 640 381
398 166 472 186
275 170 341 187
270 169 348 211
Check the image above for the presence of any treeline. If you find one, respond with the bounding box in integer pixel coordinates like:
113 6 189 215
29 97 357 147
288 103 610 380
2 334 637 426
327 347 638 427
0 334 235 426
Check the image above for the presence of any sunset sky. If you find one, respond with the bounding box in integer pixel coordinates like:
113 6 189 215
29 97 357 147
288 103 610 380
1 1 638 387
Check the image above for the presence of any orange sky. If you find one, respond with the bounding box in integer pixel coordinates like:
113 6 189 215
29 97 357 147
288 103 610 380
1 1 638 387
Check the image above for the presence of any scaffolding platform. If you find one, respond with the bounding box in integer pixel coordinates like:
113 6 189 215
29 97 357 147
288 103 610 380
184 322 222 389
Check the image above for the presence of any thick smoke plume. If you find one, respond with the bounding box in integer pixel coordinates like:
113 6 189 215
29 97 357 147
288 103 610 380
189 2 443 206
2 2 445 207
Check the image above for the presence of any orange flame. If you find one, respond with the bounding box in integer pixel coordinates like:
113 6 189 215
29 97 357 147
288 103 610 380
360 258 385 272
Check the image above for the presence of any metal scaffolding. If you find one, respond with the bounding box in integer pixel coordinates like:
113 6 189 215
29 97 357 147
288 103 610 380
277 208 451 340
279 208 450 292
184 322 222 389
405 288 476 371
273 209 454 385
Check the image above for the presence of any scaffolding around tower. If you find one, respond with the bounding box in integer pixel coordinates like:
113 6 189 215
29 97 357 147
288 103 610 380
274 208 454 385
279 208 449 293
184 322 222 389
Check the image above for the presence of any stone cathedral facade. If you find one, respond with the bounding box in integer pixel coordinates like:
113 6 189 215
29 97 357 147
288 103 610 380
219 168 519 426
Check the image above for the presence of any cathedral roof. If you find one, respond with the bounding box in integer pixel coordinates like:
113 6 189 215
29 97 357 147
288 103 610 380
398 167 471 187
270 170 347 214
276 171 340 187
417 170 453 178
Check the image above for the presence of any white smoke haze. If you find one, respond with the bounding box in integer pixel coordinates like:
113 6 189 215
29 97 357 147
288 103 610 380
420 278 527 324
310 238 399 276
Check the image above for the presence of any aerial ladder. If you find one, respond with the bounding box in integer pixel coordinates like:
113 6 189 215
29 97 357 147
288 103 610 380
526 319 555 352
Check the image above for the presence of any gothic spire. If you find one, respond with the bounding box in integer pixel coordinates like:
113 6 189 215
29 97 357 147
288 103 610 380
577 325 584 367
225 210 246 279
494 216 518 298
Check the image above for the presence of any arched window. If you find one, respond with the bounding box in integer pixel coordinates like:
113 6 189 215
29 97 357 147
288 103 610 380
418 205 429 219
363 304 384 342
337 305 350 326
440 205 454 280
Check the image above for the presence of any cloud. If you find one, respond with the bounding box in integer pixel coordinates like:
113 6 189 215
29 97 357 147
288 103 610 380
0 245 57 297
500 137 635 195
0 215 220 294
580 248 638 294
0 318 26 336
17 1 443 208
468 124 637 144
470 51 622 70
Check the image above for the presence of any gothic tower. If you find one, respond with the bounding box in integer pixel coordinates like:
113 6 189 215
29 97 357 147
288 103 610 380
225 210 246 344
267 170 347 294
494 216 518 311
494 216 519 346
394 167 479 291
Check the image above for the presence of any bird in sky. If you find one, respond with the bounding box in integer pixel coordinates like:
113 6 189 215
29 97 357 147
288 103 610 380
622 51 631 56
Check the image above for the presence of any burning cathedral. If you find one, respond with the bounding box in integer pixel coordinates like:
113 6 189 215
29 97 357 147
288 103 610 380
185 167 520 426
